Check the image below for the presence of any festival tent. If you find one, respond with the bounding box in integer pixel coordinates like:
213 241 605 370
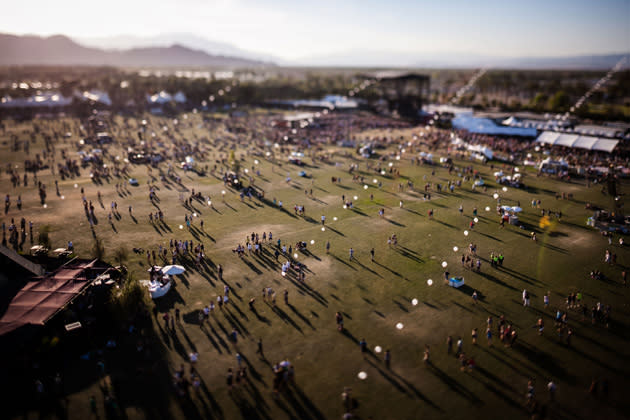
0 259 112 335
539 157 569 173
80 90 112 106
467 144 493 160
452 115 537 137
0 92 72 108
173 91 187 104
536 131 619 153
162 265 185 275
147 91 174 104
502 116 520 126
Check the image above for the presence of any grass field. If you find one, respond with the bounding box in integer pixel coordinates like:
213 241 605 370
2 113 630 420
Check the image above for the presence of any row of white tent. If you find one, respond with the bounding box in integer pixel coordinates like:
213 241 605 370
0 89 112 108
146 91 187 105
0 92 73 108
451 136 494 159
536 131 619 153
1 90 188 108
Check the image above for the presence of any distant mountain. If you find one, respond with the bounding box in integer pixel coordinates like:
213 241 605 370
0 33 273 68
76 33 284 65
301 50 629 70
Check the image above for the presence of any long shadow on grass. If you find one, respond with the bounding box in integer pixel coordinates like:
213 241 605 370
385 218 406 227
428 364 483 405
232 392 271 420
392 299 409 313
200 323 224 354
287 303 316 330
473 230 504 242
451 300 475 313
477 271 519 291
288 384 327 420
373 261 403 277
495 266 538 285
354 260 384 278
224 202 237 212
287 277 329 307
341 328 358 343
366 358 443 411
271 305 304 334
402 207 423 216
225 309 251 337
513 340 577 384
433 219 457 229
395 248 424 264
467 368 526 412
453 285 485 302
326 226 345 236
331 254 357 271
240 257 264 275
478 346 532 378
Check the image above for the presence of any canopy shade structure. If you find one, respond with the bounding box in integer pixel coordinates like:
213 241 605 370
0 92 72 108
536 131 619 153
80 90 112 106
0 259 112 335
162 265 185 275
467 144 493 159
147 91 187 104
452 115 537 137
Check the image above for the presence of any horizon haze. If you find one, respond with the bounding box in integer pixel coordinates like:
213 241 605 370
1 0 629 67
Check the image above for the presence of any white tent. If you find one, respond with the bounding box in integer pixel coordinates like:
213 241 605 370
591 139 619 153
502 116 520 126
468 144 493 159
80 90 112 106
0 92 72 108
147 91 173 104
536 131 618 153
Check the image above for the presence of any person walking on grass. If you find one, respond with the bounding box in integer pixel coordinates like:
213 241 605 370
256 338 264 358
359 338 367 359
370 248 375 262
547 379 556 401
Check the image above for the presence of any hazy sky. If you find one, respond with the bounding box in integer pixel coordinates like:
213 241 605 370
3 0 629 60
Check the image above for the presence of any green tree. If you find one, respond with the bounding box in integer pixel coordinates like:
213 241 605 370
113 246 128 267
531 93 548 110
547 91 570 111
109 273 147 322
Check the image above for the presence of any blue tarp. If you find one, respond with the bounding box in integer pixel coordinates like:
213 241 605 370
449 277 465 288
452 115 537 137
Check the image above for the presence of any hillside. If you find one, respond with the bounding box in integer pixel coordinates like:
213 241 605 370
0 33 271 68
